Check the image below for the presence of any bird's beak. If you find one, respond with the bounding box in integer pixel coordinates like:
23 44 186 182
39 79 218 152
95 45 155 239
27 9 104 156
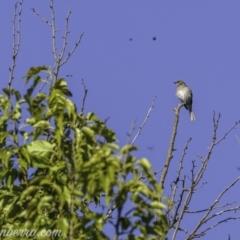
173 82 177 84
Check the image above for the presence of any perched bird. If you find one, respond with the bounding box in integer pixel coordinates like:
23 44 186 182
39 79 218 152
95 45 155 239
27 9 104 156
174 80 196 121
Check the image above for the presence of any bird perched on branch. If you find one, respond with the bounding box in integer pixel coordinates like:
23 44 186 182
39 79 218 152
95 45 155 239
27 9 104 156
174 80 196 121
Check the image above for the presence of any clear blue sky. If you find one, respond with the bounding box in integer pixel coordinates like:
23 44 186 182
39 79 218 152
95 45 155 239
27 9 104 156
0 1 240 239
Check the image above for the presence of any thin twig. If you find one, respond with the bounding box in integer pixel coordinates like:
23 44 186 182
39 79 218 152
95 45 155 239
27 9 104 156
215 121 240 145
168 138 192 228
59 8 72 61
186 177 240 239
80 79 88 115
193 216 240 238
131 95 157 145
50 0 57 61
204 205 240 223
171 138 191 202
170 176 187 230
185 201 236 213
59 32 84 67
8 0 23 93
30 7 52 26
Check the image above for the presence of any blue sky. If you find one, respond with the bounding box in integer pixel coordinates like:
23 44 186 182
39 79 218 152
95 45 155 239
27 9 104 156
0 1 240 239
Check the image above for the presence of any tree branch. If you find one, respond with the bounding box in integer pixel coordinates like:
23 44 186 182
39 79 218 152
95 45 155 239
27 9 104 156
32 0 84 88
131 95 157 145
171 138 191 203
8 0 23 93
80 78 88 115
186 177 240 239
30 7 52 26
160 103 185 189
171 113 240 240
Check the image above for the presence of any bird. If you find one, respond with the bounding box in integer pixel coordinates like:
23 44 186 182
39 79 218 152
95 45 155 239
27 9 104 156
174 80 196 121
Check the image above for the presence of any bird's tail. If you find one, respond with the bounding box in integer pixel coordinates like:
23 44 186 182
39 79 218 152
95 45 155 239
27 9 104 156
190 111 196 121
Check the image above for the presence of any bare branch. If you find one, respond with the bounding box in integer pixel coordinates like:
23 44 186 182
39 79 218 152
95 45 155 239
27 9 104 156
153 168 163 176
215 121 240 145
171 138 191 202
192 216 240 239
131 95 157 145
167 138 192 229
186 177 240 239
204 205 240 223
8 0 23 93
59 32 84 67
185 201 236 213
49 0 57 61
80 79 88 115
32 1 84 84
160 102 185 189
169 176 187 230
30 7 51 26
194 116 240 187
171 114 240 240
59 7 71 61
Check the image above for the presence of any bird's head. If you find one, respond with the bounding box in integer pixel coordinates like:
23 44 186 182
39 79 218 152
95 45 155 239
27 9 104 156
174 80 187 87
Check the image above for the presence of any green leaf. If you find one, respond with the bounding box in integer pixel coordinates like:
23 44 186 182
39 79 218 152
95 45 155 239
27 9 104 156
25 66 49 83
0 131 9 145
26 140 55 159
13 89 21 101
56 217 69 237
65 99 76 121
25 75 42 97
25 117 37 125
12 102 21 120
19 146 31 165
121 144 138 154
33 120 51 129
138 158 152 170
150 201 166 209
63 186 71 207
0 149 11 168
82 126 96 143
2 88 10 97
54 78 72 96
86 112 100 122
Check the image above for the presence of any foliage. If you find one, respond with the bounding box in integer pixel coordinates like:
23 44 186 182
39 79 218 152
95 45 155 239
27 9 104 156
0 67 169 239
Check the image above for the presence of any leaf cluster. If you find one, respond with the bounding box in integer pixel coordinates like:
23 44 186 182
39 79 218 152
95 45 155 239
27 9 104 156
0 67 168 239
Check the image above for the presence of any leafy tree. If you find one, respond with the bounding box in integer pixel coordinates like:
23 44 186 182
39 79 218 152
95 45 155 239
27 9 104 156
0 64 168 240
